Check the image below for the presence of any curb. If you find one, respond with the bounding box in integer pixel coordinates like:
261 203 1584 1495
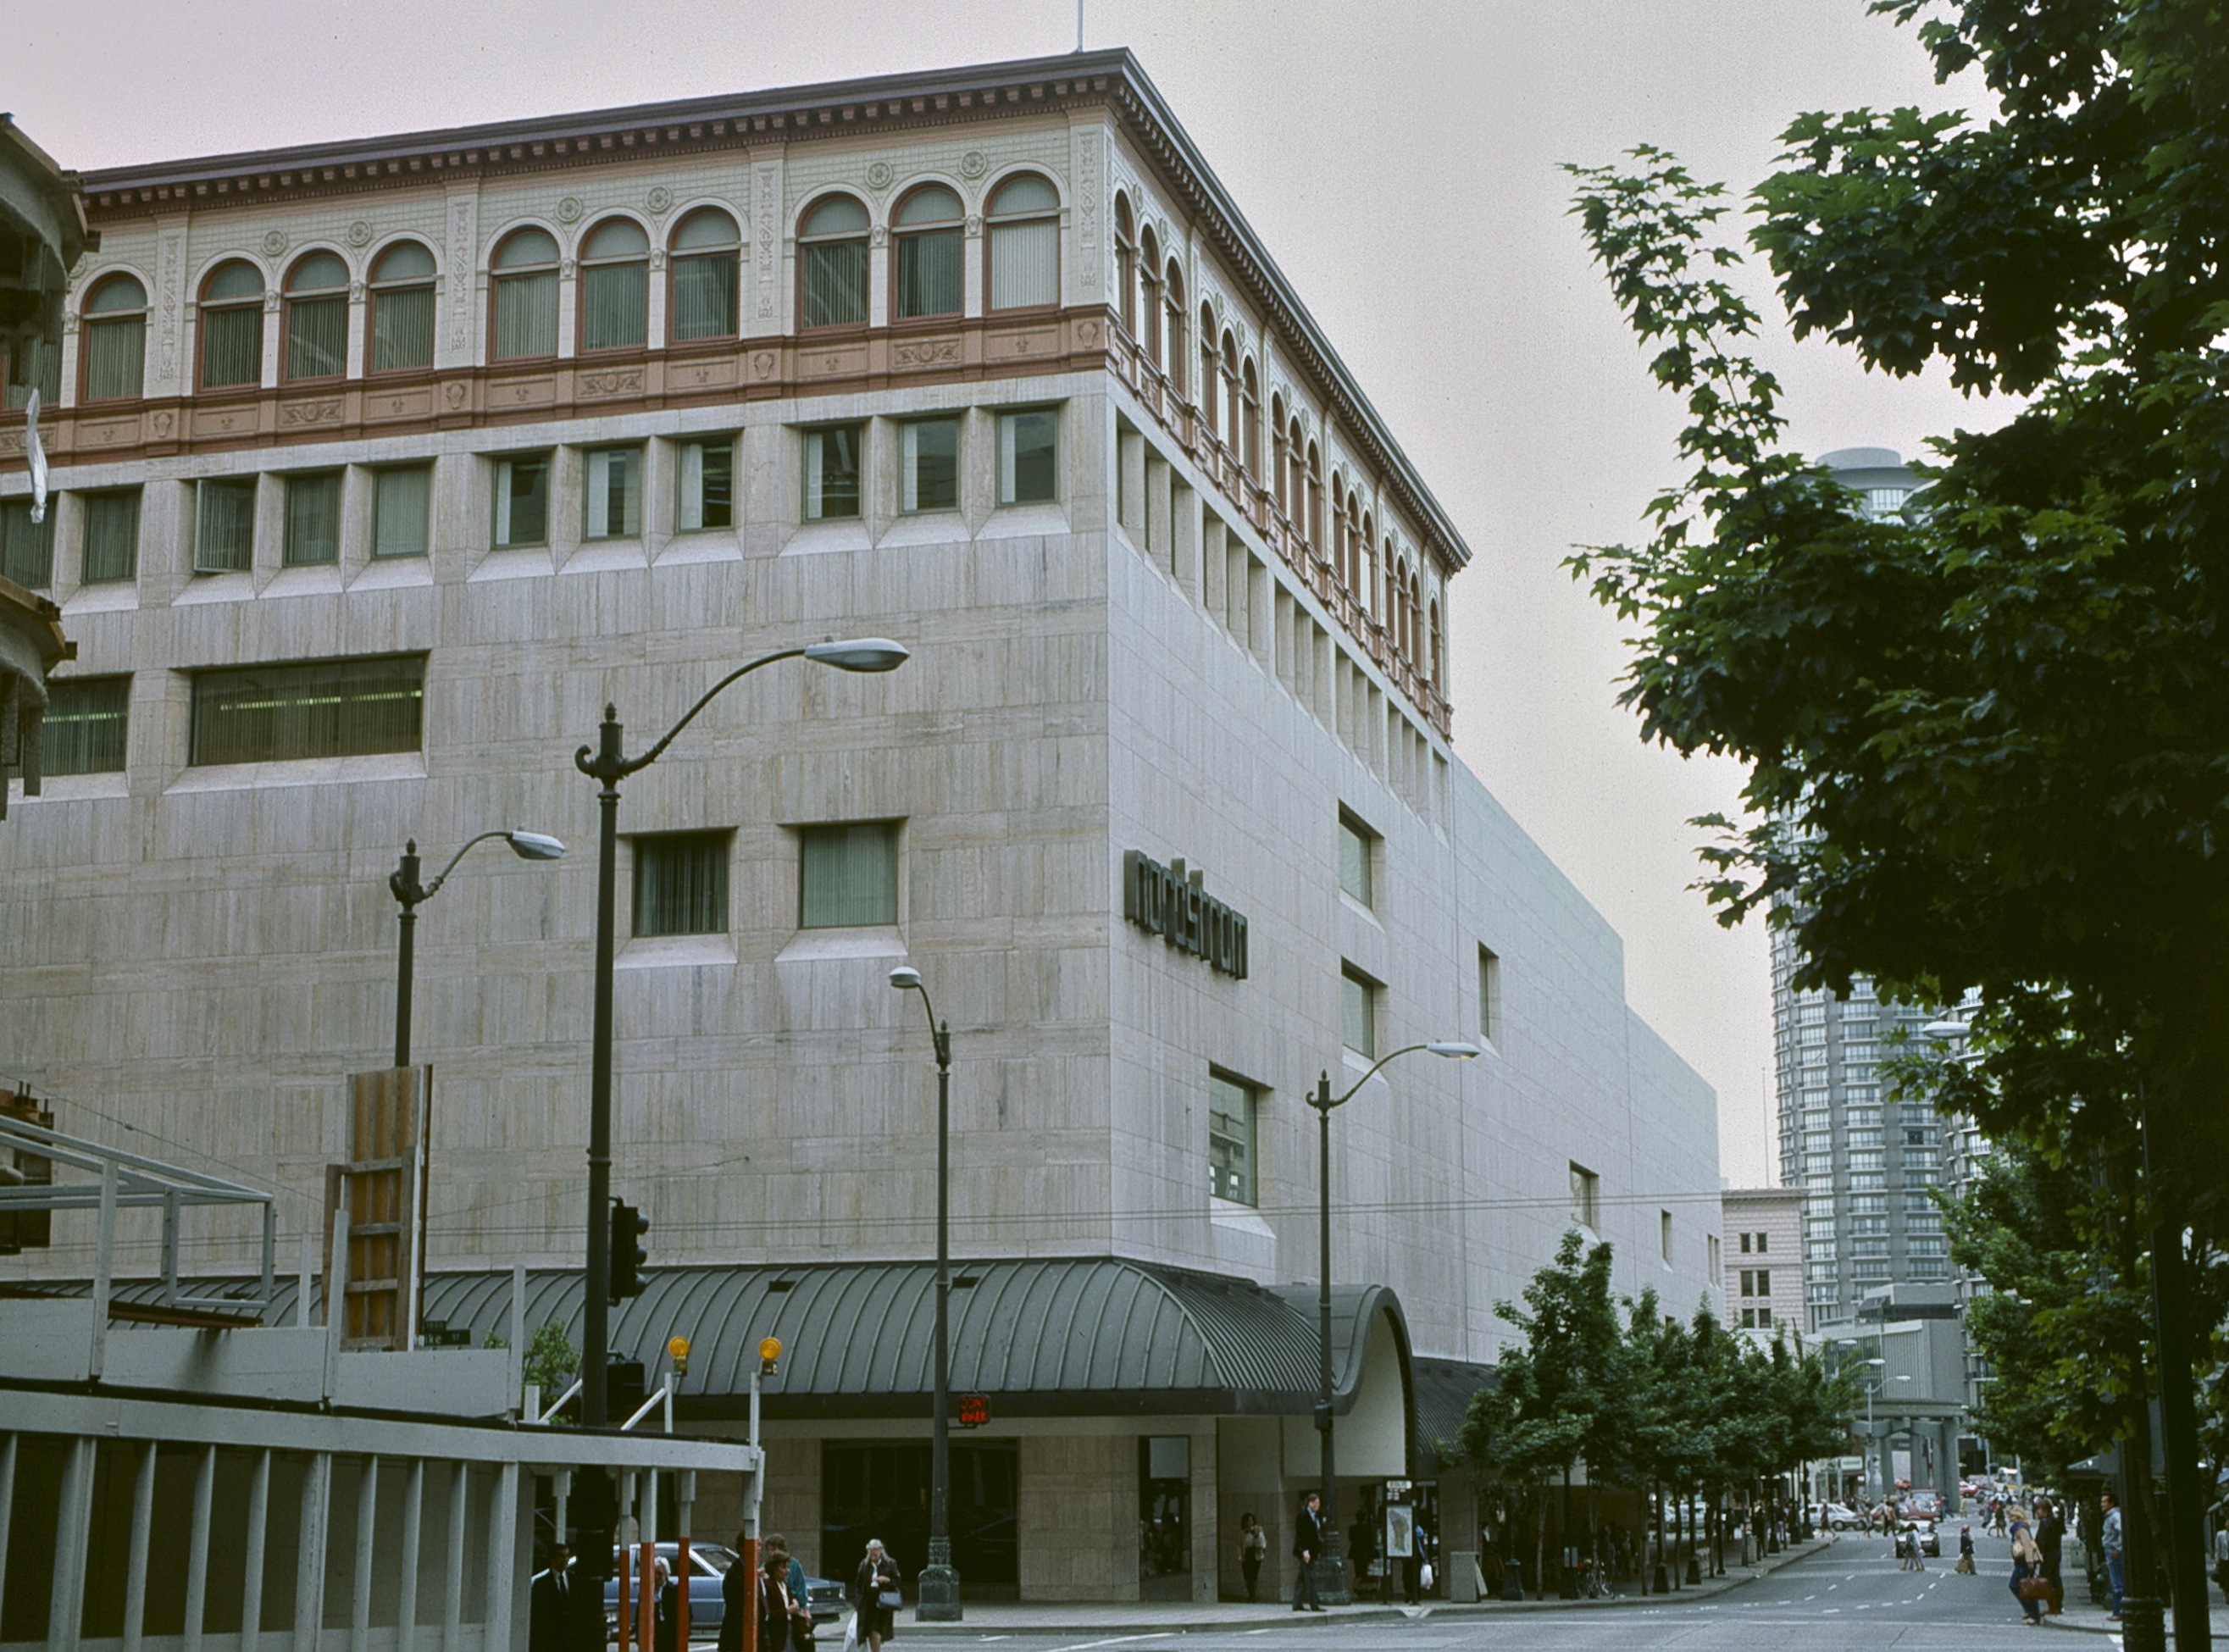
894 1536 1836 1637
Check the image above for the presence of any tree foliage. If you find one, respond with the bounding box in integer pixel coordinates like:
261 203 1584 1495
1561 0 2229 1242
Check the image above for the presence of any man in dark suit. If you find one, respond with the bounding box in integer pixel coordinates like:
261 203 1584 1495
531 1544 591 1652
1292 1493 1327 1612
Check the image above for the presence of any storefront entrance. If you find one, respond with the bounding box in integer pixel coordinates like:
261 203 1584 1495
822 1440 1021 1596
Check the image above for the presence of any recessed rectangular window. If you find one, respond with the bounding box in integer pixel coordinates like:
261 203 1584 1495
373 465 432 559
1208 1070 1258 1206
194 478 257 574
1340 963 1378 1059
0 499 53 589
492 454 550 549
80 489 141 583
189 654 424 766
678 438 735 531
1569 1161 1600 1230
799 821 899 929
584 446 642 540
1739 1231 1752 1255
42 676 130 776
1755 1268 1771 1296
801 424 863 522
901 419 959 513
1477 945 1500 1043
632 830 731 938
1755 1230 1769 1254
283 472 342 567
998 409 1057 505
1337 809 1374 908
1661 1210 1674 1263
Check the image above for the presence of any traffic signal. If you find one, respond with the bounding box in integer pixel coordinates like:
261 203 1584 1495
608 1198 648 1302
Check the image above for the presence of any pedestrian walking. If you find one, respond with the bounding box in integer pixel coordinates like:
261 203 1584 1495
766 1537 813 1648
1955 1523 1976 1575
1239 1512 1267 1602
650 1557 680 1652
2035 1500 2065 1616
2010 1521 2046 1627
718 1533 752 1652
530 1544 596 1652
851 1538 901 1652
1291 1491 1327 1613
2100 1491 2125 1620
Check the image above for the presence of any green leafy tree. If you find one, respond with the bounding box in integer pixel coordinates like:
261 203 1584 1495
524 1317 580 1396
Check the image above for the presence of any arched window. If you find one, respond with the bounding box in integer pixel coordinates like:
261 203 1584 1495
282 252 349 382
1114 195 1137 337
669 209 740 341
1164 262 1186 398
1199 305 1217 430
1241 359 1261 479
987 173 1060 310
800 194 870 330
80 274 147 402
1139 229 1162 364
369 241 435 372
491 228 559 361
579 219 649 352
1331 480 1348 583
198 261 265 390
894 186 963 319
1222 335 1243 451
1270 396 1288 509
1428 597 1443 689
1306 441 1323 552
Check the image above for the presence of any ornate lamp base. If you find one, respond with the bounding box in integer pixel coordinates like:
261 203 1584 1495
916 1540 962 1623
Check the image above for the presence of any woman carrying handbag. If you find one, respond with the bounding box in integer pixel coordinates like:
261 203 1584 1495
851 1538 902 1652
2010 1514 2047 1626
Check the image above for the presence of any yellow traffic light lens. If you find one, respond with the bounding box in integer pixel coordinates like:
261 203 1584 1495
668 1335 690 1361
758 1335 783 1364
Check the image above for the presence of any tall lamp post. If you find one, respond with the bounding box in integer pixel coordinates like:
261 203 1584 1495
890 964 960 1621
573 637 909 1427
1307 1039 1478 1605
387 829 565 1067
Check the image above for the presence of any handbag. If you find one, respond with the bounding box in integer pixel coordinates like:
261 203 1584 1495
2016 1574 2051 1600
877 1588 902 1610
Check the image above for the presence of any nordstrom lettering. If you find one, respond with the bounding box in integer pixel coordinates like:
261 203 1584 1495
1123 851 1249 978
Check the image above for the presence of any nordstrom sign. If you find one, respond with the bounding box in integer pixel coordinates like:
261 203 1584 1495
1123 851 1249 979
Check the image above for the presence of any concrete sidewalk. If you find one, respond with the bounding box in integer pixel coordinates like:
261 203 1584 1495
891 1534 1834 1637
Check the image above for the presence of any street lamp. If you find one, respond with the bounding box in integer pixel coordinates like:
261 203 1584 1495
1307 1039 1479 1605
1854 1358 1887 1504
574 637 909 1427
387 829 566 1067
889 963 960 1621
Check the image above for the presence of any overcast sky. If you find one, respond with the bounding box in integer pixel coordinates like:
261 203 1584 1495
11 0 2006 1186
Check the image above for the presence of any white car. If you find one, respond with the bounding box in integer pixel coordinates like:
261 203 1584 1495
1812 1502 1863 1531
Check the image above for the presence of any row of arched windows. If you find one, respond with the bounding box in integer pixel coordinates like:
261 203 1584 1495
1114 187 1442 692
72 174 1064 403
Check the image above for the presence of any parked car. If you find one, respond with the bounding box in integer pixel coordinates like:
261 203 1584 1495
603 1541 740 1636
1812 1501 1863 1531
804 1574 848 1618
1903 1490 1944 1522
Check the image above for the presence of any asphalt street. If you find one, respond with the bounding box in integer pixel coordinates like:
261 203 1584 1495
929 1532 2137 1652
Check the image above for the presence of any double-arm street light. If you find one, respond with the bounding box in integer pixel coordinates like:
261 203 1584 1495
388 829 566 1067
574 638 910 1427
889 964 960 1621
1308 1039 1478 1605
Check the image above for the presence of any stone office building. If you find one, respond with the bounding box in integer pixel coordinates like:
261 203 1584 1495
0 51 1722 1601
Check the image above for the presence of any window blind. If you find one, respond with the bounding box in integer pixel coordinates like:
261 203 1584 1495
581 263 647 351
897 230 963 319
201 307 263 388
633 831 730 937
190 655 424 766
42 677 130 776
374 467 431 558
494 272 557 359
0 502 53 589
195 480 257 574
990 220 1059 309
81 491 140 583
284 474 341 566
672 254 738 341
803 241 868 328
372 286 435 372
286 296 347 380
83 317 147 401
799 823 897 928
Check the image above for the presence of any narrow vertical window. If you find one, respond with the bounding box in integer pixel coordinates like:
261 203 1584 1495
491 453 551 548
894 186 963 319
80 489 141 583
1661 1209 1674 1264
583 447 642 539
986 174 1060 310
997 409 1057 505
198 261 266 390
1477 944 1499 1044
900 419 959 513
798 822 900 928
632 831 731 937
677 437 735 531
1163 262 1186 396
283 471 342 566
80 274 148 402
1337 809 1375 909
1114 195 1137 338
1339 964 1378 1059
369 241 436 373
41 676 130 776
283 252 349 381
668 210 740 342
1208 1071 1259 1206
799 196 870 330
579 219 650 352
0 500 54 589
1569 1162 1600 1230
194 477 258 574
801 424 863 522
491 230 559 361
373 465 432 559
